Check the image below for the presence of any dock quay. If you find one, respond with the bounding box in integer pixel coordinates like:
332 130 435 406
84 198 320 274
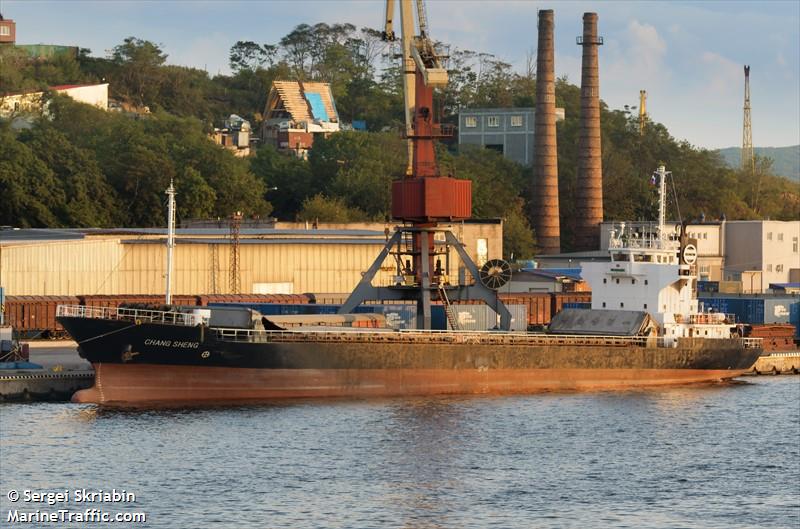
0 341 94 402
746 352 800 376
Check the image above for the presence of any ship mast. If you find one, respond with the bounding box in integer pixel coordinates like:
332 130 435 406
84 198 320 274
165 179 176 305
654 165 669 246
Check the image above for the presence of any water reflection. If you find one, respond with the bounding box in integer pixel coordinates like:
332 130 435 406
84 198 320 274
380 397 473 527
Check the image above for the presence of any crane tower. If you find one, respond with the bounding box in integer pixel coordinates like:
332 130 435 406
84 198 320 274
339 0 512 330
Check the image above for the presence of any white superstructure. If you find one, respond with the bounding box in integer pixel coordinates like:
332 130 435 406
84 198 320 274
581 166 735 339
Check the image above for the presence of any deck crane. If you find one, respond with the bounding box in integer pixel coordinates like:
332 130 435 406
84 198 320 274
338 0 512 330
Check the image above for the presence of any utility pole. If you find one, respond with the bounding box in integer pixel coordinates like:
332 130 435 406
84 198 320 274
229 211 242 294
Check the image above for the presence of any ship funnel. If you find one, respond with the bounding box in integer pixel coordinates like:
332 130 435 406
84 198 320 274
532 9 560 255
574 12 604 251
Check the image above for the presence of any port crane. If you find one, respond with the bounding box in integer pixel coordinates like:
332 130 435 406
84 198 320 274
338 0 512 330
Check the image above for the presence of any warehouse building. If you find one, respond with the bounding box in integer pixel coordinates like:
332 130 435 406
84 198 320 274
0 221 502 297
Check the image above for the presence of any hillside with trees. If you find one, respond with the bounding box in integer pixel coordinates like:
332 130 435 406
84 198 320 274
716 146 800 182
2 23 797 258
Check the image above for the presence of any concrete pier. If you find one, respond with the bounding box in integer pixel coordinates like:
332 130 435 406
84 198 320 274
746 352 800 375
0 341 93 402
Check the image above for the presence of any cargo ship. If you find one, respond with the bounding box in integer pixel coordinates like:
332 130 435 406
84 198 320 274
56 167 762 405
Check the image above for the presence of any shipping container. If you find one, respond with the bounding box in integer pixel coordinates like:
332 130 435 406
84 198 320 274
447 304 527 331
747 324 797 352
551 292 592 317
698 296 799 325
791 302 800 339
499 292 552 326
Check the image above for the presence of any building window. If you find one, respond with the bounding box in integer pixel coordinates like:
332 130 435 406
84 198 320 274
632 279 636 285
645 280 648 285
767 232 772 240
602 302 606 308
0 26 9 36
476 238 488 267
465 116 477 128
778 233 784 241
766 264 773 272
703 233 707 239
603 278 607 284
793 237 798 253
776 264 784 273
620 302 624 308
644 303 648 309
510 115 523 127
487 116 500 127
615 278 619 284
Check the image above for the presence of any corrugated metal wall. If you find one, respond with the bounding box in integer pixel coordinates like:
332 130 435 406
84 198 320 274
1 239 123 295
2 240 402 296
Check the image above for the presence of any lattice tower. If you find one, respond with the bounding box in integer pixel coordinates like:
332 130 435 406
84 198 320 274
742 65 754 174
229 212 242 294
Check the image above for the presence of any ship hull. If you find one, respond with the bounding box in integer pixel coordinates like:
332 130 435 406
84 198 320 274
59 316 762 405
74 363 752 404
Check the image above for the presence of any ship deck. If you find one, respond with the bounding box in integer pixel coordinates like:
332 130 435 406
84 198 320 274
56 305 763 350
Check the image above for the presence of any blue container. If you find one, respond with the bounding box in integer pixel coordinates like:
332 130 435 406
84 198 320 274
563 302 591 310
790 302 800 339
697 281 719 293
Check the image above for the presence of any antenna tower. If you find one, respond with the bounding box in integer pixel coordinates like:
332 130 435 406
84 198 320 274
229 211 242 294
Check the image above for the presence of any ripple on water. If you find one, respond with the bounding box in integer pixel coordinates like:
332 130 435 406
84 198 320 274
1 377 798 528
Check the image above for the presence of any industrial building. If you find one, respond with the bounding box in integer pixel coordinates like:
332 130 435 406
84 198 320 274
565 219 800 293
457 107 565 166
0 221 502 297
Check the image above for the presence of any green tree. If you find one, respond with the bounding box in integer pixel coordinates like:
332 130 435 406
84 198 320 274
298 194 368 223
110 37 168 106
0 126 63 227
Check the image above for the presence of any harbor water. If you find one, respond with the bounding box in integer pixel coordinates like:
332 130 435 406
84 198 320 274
1 377 798 528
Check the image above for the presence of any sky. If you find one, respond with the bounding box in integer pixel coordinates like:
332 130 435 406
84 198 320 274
4 0 799 150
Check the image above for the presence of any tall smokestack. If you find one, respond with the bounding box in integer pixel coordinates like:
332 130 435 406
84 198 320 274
532 9 560 255
574 12 604 251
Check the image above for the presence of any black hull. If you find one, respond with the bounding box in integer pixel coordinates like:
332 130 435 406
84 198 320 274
57 316 762 404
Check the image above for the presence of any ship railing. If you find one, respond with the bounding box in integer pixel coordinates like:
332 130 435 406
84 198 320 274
210 328 710 349
56 304 199 327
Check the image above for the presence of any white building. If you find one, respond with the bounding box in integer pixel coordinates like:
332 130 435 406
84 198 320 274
0 83 109 118
724 220 800 291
